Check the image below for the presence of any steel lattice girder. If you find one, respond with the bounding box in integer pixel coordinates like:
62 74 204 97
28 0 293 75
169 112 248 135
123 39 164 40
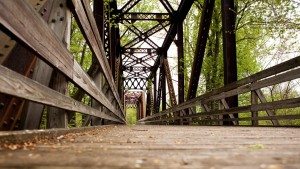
120 0 142 13
124 78 147 89
120 12 170 21
122 20 170 48
122 48 157 54
117 0 190 92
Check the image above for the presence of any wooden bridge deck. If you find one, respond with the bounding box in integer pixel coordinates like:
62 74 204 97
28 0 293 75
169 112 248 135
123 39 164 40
0 125 300 169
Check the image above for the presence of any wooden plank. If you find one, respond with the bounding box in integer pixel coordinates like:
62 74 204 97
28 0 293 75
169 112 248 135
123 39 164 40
251 90 258 126
140 67 300 122
0 0 47 64
255 89 279 125
72 0 125 117
46 0 70 129
21 0 56 130
220 99 237 125
251 68 300 91
0 65 121 123
0 0 73 77
198 114 300 123
0 0 124 122
72 62 119 118
143 97 300 123
91 71 104 126
1 126 300 168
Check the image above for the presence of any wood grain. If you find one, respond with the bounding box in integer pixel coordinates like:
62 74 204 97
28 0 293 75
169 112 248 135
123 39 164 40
0 126 300 168
72 0 125 117
0 65 121 123
140 62 300 123
0 0 124 122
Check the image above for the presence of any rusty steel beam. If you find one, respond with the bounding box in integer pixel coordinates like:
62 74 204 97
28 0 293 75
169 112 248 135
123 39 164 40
120 0 142 13
161 58 166 111
163 58 177 107
123 21 159 48
155 68 163 113
177 23 184 104
94 0 105 42
221 0 238 125
146 81 152 116
103 1 112 60
153 73 157 111
123 20 170 48
187 0 215 100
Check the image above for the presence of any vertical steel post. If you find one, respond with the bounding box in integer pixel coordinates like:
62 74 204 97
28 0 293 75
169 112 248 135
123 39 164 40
110 15 117 79
94 0 104 42
161 53 167 111
177 23 184 104
153 72 157 112
221 0 238 125
146 81 152 116
91 0 106 126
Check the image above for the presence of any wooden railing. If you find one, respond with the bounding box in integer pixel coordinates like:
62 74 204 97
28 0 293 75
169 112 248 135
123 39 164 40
138 56 300 126
0 0 125 126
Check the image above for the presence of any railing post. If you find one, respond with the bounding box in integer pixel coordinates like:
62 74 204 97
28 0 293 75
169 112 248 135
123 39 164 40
251 90 259 126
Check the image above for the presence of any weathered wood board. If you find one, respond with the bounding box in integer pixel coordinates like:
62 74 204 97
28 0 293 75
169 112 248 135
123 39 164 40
0 125 299 168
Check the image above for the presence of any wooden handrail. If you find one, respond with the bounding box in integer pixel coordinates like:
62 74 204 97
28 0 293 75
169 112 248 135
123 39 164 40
139 55 300 124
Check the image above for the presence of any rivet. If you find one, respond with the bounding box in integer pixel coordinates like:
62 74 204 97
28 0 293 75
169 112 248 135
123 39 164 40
51 19 56 23
10 117 14 121
0 102 4 107
13 102 17 106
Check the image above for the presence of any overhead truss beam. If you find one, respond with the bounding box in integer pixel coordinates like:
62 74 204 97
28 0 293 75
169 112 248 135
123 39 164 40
187 0 215 100
149 0 194 79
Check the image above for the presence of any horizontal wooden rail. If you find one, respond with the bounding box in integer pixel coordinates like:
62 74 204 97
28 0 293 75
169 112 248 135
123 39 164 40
0 0 125 123
0 65 121 123
141 97 300 124
139 55 300 125
71 0 125 118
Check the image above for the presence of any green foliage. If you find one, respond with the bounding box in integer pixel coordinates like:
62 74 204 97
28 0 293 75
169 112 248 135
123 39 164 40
70 18 92 71
126 107 137 125
39 108 48 129
68 113 83 128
